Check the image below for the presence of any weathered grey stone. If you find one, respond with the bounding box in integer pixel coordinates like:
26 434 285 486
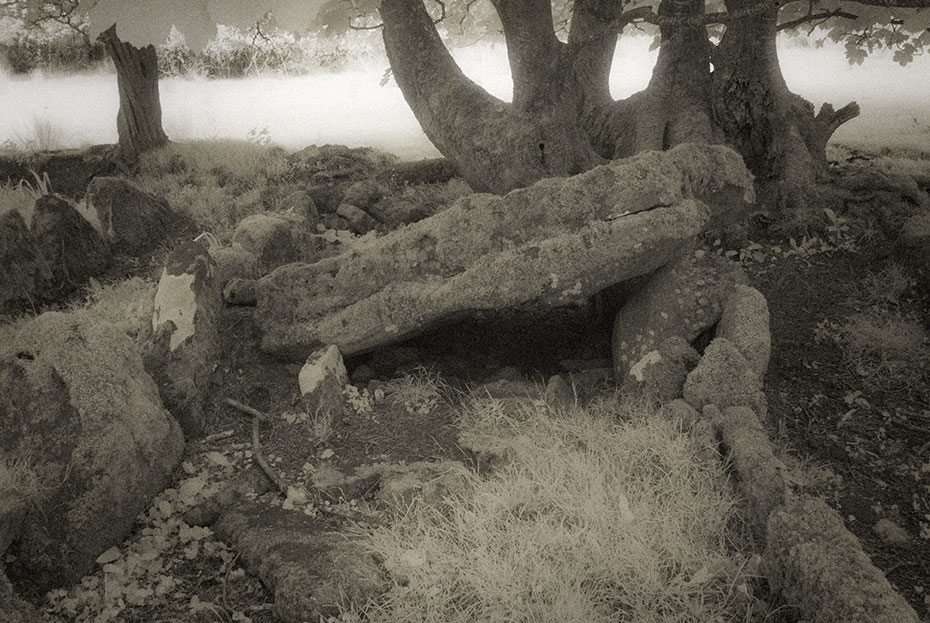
257 144 755 360
31 194 110 295
682 338 767 420
223 278 258 306
213 502 387 623
299 345 348 426
85 176 193 255
0 209 50 311
624 335 700 401
210 245 259 286
233 213 297 271
716 285 771 380
708 405 789 539
146 241 221 438
321 213 352 231
336 203 377 234
873 518 909 545
280 189 320 228
764 495 920 623
0 311 183 592
612 249 747 379
342 180 387 210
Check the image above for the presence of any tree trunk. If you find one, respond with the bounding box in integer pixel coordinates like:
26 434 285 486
380 0 601 194
382 0 859 213
98 25 168 165
711 1 858 216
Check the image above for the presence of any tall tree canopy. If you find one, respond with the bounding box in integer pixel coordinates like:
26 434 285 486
19 0 929 211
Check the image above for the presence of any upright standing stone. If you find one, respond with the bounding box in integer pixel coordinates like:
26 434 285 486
146 240 221 438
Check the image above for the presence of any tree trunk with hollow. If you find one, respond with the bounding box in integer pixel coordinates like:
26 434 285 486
379 0 860 215
98 25 168 165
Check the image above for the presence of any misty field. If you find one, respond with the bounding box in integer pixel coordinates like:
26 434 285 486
2 36 929 159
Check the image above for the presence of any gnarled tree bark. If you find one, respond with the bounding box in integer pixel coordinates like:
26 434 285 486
98 25 168 165
381 0 860 212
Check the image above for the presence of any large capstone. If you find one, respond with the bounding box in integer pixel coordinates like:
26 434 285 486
255 144 755 360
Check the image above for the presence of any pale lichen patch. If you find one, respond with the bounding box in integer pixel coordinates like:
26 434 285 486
629 350 663 382
152 271 197 351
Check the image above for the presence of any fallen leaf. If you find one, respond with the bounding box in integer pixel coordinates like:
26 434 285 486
96 547 122 565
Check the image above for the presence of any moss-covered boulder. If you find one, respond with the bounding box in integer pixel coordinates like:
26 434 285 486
85 176 194 256
30 194 110 296
256 144 755 360
611 250 748 380
213 502 387 623
0 311 183 592
0 210 50 312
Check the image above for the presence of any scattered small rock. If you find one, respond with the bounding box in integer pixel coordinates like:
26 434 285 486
336 203 378 234
299 345 348 426
233 213 297 272
873 518 909 545
210 245 259 286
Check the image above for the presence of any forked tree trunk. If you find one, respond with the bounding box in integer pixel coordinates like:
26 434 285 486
98 25 168 165
382 0 859 214
711 0 859 216
380 0 601 194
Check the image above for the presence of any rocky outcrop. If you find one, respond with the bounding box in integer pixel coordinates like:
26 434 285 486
85 176 194 256
0 210 50 312
256 144 755 360
146 241 221 438
213 502 387 623
31 194 110 295
0 311 183 592
765 496 920 623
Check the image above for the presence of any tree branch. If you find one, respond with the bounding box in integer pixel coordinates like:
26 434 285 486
777 8 859 31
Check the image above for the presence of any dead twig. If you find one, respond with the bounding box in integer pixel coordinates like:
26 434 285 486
224 398 288 495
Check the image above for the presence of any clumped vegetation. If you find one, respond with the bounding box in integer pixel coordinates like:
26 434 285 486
352 393 767 623
131 140 290 241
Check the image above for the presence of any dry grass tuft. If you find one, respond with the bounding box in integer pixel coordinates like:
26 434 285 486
834 310 930 388
352 392 768 623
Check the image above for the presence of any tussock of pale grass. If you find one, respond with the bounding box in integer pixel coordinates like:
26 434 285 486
132 140 287 240
67 277 157 347
0 457 39 501
855 264 914 306
384 365 450 416
355 393 764 623
835 310 930 387
0 183 36 221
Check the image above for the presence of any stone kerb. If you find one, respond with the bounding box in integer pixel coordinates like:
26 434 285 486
673 284 919 622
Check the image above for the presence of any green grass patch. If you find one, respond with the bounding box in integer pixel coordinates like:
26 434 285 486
353 392 767 623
